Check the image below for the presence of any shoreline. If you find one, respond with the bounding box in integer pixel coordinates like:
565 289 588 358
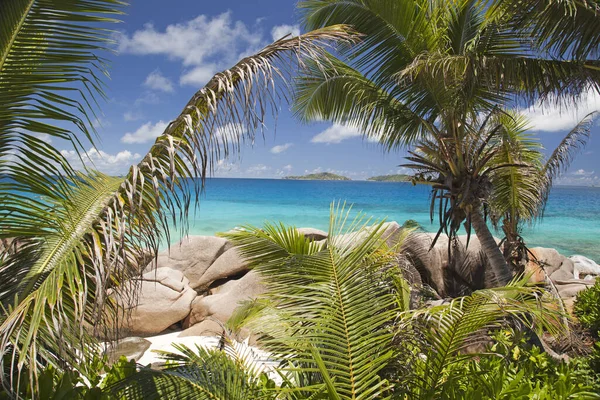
201 177 600 188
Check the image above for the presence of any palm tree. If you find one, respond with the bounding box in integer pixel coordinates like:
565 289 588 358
400 109 534 286
0 0 356 392
488 112 596 269
111 205 564 399
485 113 546 268
293 0 600 286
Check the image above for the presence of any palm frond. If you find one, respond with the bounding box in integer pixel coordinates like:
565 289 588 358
111 339 275 400
0 26 358 388
542 112 596 203
120 206 568 399
0 0 126 199
495 0 600 60
293 55 433 149
400 277 565 399
488 111 544 227
299 0 440 86
222 204 399 399
397 51 600 108
0 173 140 389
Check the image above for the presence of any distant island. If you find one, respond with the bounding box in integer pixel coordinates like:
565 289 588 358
367 174 411 182
283 172 351 181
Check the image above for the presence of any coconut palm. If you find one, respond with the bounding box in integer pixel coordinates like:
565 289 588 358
293 0 600 286
488 112 596 269
0 0 356 392
111 206 564 399
485 113 546 267
399 110 530 285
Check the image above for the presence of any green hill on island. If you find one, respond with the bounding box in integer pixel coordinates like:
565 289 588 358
283 172 351 181
367 174 411 182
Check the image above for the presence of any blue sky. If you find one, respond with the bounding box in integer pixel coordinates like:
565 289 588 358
64 0 600 185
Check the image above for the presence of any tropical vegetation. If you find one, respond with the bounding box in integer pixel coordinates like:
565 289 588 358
1 0 600 398
367 174 411 182
0 0 354 395
282 172 351 180
108 209 596 399
575 279 600 337
487 112 596 269
293 0 600 285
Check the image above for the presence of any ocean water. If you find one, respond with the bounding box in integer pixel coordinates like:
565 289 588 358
171 178 600 262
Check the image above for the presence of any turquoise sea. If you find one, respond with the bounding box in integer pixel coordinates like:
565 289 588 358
171 178 600 262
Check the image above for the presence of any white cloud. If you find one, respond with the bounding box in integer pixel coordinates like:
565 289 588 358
180 64 218 86
310 123 383 144
124 111 143 122
121 121 169 144
387 167 412 175
311 124 361 144
271 24 300 41
61 148 142 175
34 133 52 144
276 164 293 176
574 169 594 176
556 174 599 186
270 143 293 154
119 12 263 86
311 123 384 145
92 118 111 130
134 92 160 106
555 168 599 186
214 158 241 176
519 88 600 132
144 70 174 92
304 167 323 174
246 164 271 175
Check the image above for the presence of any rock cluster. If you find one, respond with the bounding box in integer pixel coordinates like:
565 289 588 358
109 223 599 362
525 248 600 312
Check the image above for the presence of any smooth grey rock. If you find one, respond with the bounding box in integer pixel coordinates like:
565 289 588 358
188 270 266 327
195 247 249 290
296 228 328 241
149 236 232 289
570 255 600 279
403 233 447 296
403 233 495 296
530 247 572 277
116 267 197 335
557 283 591 298
106 337 151 363
553 278 597 286
178 320 224 338
333 221 402 250
550 268 575 282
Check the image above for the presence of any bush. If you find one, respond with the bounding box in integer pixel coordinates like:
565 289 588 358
443 329 600 399
0 356 136 400
574 280 600 337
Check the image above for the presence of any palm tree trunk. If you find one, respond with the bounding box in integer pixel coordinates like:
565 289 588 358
471 208 512 286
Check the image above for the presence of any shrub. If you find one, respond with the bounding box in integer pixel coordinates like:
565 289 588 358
443 329 600 399
0 356 136 400
574 280 600 337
